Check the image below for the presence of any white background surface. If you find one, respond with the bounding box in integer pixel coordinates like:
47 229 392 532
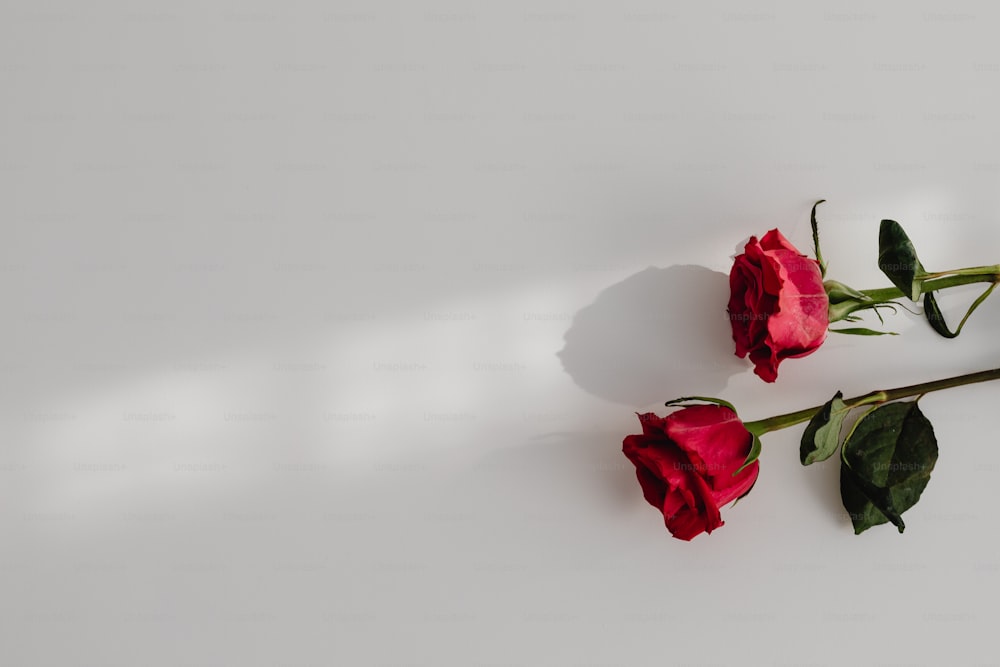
3 1 1000 665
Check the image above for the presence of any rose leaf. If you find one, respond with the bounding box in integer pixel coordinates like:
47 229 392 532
839 401 938 535
923 283 997 339
799 391 850 465
878 219 927 301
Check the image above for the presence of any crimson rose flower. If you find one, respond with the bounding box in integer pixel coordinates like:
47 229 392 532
622 405 759 540
728 229 829 382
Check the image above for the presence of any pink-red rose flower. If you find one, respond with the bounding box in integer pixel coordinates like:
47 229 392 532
622 405 759 540
728 229 829 382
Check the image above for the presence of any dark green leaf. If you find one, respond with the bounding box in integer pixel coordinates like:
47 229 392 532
923 293 958 339
840 465 904 533
923 283 997 339
878 219 926 301
839 401 938 534
800 391 849 465
841 464 905 531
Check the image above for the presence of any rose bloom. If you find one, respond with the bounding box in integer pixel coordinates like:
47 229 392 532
728 229 828 382
622 405 759 540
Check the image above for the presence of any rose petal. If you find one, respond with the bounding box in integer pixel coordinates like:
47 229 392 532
689 472 723 532
635 412 668 438
759 228 798 253
632 460 667 510
712 460 759 507
748 345 779 382
662 472 724 540
623 433 689 490
761 250 827 366
664 405 749 476
663 505 711 541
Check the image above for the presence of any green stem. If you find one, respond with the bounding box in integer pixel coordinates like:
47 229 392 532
923 264 1000 279
860 271 1000 302
744 368 1000 435
857 286 905 301
859 287 906 301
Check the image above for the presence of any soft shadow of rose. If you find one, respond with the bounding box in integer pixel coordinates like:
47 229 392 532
559 265 747 407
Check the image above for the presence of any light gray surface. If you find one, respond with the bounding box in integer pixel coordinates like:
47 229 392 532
2 2 1000 665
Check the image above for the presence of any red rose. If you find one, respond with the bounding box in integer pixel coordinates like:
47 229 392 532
728 229 829 382
622 406 759 540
